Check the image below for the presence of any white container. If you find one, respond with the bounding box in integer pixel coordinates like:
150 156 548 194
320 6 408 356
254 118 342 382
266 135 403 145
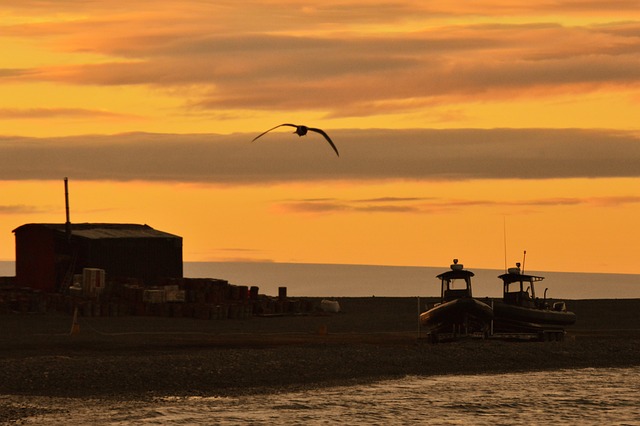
82 268 106 297
320 299 340 313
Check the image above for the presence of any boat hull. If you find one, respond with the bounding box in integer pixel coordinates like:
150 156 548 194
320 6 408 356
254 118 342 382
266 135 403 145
492 301 576 332
420 298 493 333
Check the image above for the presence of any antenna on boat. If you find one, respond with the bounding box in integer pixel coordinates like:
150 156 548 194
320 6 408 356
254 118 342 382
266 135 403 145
522 250 527 274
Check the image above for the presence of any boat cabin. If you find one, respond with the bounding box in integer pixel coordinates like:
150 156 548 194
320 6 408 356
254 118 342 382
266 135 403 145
498 263 544 308
436 259 474 302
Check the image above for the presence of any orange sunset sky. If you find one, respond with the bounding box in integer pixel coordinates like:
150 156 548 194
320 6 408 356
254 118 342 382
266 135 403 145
1 1 640 275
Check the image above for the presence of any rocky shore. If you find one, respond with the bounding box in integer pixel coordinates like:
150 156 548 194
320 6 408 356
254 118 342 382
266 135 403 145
1 297 639 423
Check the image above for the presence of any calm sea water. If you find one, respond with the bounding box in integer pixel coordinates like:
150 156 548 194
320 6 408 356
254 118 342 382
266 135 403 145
189 262 640 299
183 262 640 299
11 367 640 425
2 260 639 299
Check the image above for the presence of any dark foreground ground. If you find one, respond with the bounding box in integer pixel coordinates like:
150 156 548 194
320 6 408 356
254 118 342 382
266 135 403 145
1 298 639 422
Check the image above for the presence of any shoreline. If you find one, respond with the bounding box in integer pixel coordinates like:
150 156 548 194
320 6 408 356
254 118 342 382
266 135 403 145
1 298 639 401
4 333 638 397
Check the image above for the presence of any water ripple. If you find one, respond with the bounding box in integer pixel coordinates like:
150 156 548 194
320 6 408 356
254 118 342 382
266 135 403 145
12 366 640 425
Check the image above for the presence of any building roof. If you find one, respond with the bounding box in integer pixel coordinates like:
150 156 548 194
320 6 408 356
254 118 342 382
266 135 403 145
13 223 181 240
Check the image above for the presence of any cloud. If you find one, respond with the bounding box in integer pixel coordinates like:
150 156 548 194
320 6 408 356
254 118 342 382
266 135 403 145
1 128 640 183
277 194 640 215
16 26 640 118
281 199 422 214
0 108 142 120
280 200 422 214
3 3 640 118
0 204 49 215
354 197 432 203
0 69 32 78
588 195 640 207
281 201 350 213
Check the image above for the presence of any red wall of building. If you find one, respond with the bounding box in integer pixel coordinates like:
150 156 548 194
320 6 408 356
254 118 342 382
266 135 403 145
14 226 57 291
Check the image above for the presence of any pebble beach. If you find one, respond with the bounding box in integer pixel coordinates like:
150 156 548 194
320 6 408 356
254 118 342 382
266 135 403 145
1 297 639 423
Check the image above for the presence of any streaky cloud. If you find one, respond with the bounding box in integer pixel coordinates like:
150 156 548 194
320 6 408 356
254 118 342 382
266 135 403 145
0 107 141 120
0 204 49 214
5 17 640 118
282 202 350 213
278 200 421 214
277 194 640 216
354 197 431 203
1 128 640 183
589 195 640 207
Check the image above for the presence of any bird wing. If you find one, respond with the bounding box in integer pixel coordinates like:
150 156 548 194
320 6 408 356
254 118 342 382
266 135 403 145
308 127 340 157
251 124 298 142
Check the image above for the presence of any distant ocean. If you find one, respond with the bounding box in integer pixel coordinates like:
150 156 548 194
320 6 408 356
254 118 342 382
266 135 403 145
3 260 637 299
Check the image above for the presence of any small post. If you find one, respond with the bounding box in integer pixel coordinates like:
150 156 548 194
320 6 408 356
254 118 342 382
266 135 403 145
70 306 80 335
490 299 494 337
64 177 71 241
278 286 287 300
417 296 421 339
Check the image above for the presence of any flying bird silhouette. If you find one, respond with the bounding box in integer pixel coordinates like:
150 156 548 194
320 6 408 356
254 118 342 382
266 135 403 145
252 124 339 157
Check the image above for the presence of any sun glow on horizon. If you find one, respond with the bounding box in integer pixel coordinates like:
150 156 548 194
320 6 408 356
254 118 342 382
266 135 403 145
1 177 639 275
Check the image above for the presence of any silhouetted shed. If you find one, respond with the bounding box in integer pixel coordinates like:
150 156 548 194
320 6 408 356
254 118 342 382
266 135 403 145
13 223 183 292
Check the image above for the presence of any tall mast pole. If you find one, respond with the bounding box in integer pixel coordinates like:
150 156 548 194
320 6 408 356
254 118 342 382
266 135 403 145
64 177 71 241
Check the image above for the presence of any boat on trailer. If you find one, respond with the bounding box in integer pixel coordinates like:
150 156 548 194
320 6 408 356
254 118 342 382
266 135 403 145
492 263 576 339
420 259 493 342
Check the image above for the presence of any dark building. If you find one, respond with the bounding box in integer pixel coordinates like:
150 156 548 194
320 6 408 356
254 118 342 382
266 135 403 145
13 223 183 292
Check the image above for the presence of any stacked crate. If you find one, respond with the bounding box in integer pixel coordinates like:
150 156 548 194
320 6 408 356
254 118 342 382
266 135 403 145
1 272 315 319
